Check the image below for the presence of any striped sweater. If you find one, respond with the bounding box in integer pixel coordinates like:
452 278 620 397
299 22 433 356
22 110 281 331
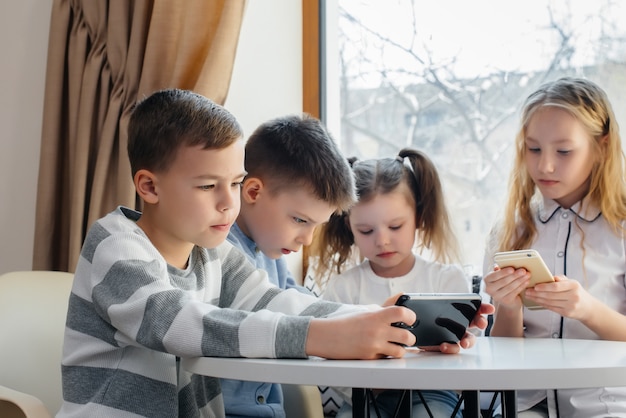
57 207 355 417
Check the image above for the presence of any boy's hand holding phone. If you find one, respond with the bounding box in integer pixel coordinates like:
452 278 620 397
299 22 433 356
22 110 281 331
306 305 417 360
392 293 494 353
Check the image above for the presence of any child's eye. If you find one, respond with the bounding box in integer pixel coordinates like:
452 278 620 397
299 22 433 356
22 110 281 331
390 225 402 231
231 181 244 188
293 217 307 224
527 147 540 153
199 185 215 191
357 229 373 235
557 150 571 155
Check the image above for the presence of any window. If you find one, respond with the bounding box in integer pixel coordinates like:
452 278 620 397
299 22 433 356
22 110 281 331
322 0 626 270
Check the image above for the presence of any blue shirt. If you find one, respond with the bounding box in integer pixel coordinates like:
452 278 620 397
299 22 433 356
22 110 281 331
227 223 305 291
221 222 310 417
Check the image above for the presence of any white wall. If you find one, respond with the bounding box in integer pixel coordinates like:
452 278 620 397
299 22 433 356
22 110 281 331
0 1 303 277
0 1 52 274
226 1 303 137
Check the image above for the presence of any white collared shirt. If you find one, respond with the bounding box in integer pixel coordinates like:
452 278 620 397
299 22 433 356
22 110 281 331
484 197 626 418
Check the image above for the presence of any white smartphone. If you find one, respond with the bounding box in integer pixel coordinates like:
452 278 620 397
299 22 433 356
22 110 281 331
394 293 482 347
493 249 555 310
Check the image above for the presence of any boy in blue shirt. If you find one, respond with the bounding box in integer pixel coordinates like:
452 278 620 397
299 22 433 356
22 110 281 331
222 114 355 417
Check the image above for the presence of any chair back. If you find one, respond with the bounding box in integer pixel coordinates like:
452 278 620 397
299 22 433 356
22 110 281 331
0 271 74 416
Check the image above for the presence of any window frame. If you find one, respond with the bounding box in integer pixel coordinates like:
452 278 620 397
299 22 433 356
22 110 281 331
302 0 323 276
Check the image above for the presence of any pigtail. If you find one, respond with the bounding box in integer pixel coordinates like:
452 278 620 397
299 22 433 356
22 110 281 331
309 157 359 286
312 212 355 277
399 148 461 263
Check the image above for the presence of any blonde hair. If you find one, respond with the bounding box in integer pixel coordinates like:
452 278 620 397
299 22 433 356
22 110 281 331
499 77 626 251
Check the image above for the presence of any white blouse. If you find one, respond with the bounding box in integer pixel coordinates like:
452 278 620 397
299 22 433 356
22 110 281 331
484 197 626 418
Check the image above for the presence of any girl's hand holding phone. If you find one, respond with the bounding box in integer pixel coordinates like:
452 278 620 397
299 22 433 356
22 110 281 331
483 265 531 309
525 275 594 320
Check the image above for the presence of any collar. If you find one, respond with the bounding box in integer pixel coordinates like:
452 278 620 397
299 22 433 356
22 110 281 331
229 222 260 254
537 195 602 224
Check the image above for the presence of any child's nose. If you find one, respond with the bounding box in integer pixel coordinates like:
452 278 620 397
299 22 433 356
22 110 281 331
218 188 238 212
538 153 555 173
298 227 316 246
374 231 389 246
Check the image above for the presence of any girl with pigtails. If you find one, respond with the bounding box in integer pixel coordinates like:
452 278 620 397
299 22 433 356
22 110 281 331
316 147 473 418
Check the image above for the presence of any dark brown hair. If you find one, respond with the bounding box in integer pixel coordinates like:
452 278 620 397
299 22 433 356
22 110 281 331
127 89 243 176
244 113 356 212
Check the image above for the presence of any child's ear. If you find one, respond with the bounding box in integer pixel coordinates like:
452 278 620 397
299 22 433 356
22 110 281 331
241 177 264 203
134 169 159 204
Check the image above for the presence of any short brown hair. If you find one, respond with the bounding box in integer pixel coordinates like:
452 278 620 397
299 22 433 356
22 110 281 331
127 89 243 176
244 114 356 212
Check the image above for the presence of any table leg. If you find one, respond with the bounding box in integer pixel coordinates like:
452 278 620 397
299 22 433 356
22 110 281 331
500 390 517 417
396 390 411 417
352 388 367 418
351 388 413 418
461 391 480 418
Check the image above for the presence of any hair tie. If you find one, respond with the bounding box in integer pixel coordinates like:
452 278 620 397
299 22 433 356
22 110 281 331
396 155 403 163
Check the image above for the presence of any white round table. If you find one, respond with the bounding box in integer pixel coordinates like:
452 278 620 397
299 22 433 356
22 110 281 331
182 337 626 417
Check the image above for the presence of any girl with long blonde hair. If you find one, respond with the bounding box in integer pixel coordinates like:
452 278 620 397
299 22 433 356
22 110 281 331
483 77 626 418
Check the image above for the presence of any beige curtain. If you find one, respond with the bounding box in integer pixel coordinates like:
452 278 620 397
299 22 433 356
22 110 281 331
33 0 247 272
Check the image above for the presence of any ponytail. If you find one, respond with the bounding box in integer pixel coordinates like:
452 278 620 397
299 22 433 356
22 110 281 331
398 148 460 263
310 157 360 282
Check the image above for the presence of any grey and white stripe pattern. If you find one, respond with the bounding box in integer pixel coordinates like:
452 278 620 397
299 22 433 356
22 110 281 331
57 206 357 418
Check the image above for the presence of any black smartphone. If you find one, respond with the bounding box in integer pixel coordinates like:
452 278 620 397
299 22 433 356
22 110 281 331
394 293 482 347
